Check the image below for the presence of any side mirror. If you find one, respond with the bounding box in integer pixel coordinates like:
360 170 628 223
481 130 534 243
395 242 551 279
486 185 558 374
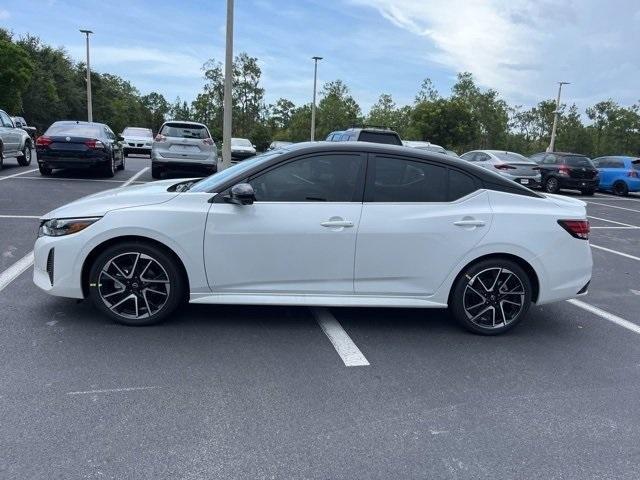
225 183 255 205
252 144 256 149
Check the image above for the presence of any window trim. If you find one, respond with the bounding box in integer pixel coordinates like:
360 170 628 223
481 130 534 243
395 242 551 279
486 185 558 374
214 151 367 204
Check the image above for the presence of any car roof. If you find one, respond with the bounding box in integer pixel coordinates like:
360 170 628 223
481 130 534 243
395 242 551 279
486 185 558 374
163 120 206 127
51 120 107 127
549 151 589 157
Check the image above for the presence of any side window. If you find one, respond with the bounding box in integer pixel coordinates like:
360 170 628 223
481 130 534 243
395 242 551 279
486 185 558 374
461 152 476 161
448 169 477 201
610 159 625 168
543 154 557 165
366 156 447 202
0 112 13 127
476 153 491 162
248 153 364 202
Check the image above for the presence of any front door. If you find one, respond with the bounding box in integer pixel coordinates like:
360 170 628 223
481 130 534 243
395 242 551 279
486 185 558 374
204 152 365 294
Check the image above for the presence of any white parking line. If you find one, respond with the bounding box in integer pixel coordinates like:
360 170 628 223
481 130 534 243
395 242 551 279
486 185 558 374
568 299 640 335
590 244 640 262
12 176 135 184
586 201 640 213
311 307 370 367
0 251 34 293
66 386 159 395
591 226 640 230
0 168 39 181
0 214 41 219
587 215 638 227
121 166 150 187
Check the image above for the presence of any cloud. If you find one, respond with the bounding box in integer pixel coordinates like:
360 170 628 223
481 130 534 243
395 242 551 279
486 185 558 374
348 0 640 107
0 9 10 20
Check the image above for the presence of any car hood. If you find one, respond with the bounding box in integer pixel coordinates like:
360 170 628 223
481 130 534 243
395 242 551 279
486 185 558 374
122 136 153 143
231 146 256 152
543 193 586 208
41 179 185 220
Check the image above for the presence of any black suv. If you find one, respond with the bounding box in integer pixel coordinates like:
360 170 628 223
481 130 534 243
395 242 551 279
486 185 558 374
529 152 599 195
325 127 402 146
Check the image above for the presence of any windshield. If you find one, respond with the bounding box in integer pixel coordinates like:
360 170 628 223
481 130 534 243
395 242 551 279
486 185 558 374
189 150 284 192
565 156 594 167
160 123 209 139
231 138 252 147
493 152 534 163
123 127 152 137
419 145 447 154
46 123 102 137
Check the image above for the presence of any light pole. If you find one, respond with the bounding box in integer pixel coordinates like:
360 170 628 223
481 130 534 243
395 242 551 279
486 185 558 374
221 0 234 170
547 81 570 153
310 56 322 141
79 29 93 122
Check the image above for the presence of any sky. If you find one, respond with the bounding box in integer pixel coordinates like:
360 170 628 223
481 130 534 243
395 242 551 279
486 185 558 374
1 0 639 113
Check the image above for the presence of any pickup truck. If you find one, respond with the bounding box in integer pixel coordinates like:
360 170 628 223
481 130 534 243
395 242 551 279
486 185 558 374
0 109 34 169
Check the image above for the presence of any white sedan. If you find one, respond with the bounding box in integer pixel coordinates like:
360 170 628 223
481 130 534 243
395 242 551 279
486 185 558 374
33 142 592 334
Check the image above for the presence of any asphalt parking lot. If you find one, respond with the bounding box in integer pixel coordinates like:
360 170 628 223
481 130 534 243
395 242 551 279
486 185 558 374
1 155 639 479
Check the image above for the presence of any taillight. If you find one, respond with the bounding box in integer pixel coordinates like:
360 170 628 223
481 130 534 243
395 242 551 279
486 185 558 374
558 166 570 176
627 170 638 178
155 134 166 142
85 139 105 149
202 138 214 146
36 136 52 147
494 164 516 170
558 220 590 240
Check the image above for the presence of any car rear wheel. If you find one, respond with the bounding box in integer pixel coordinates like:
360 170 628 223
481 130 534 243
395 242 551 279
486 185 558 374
39 164 52 176
103 155 116 178
117 155 125 171
613 181 629 196
88 242 185 326
449 258 532 335
151 164 163 179
544 177 560 194
18 142 32 166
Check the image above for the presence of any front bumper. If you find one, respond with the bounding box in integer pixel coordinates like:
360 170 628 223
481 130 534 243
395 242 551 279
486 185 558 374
123 146 151 155
33 234 86 299
231 151 256 160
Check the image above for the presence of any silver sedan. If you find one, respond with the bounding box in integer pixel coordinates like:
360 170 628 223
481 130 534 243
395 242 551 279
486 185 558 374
460 150 542 188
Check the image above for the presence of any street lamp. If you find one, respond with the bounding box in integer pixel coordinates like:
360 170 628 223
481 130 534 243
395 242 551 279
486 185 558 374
547 81 570 153
310 56 323 141
220 0 234 170
79 29 93 122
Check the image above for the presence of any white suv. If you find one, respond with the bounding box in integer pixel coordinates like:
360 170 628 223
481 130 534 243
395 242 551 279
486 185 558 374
151 121 217 179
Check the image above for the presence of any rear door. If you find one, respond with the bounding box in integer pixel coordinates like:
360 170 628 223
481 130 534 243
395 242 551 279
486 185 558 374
0 111 19 155
158 123 214 163
354 154 492 296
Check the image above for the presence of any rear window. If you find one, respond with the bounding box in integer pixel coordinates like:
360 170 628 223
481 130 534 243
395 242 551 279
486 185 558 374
46 124 102 137
420 145 447 154
123 127 152 137
633 160 640 171
358 131 402 145
493 152 535 163
564 156 594 167
160 123 209 139
231 138 252 146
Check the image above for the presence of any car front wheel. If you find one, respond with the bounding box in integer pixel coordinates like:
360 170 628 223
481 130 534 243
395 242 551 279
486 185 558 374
449 258 532 335
18 143 32 166
88 242 185 326
544 177 560 194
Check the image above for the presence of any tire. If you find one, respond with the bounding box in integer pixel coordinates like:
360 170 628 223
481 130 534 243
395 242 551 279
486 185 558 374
103 155 116 178
580 188 596 196
117 155 126 171
0 143 4 170
123 148 129 158
449 258 532 335
39 163 52 176
612 181 629 196
17 142 32 166
544 176 560 194
88 241 185 326
151 164 162 179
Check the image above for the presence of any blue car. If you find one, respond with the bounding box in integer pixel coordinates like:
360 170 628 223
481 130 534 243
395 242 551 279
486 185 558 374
592 156 640 196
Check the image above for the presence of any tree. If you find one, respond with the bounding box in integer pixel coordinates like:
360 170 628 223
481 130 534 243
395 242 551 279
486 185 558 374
367 94 411 137
409 98 476 151
316 80 362 139
141 92 169 133
0 34 34 113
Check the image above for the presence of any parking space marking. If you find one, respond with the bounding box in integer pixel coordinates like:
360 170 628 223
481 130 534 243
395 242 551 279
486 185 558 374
568 299 640 335
0 168 39 181
11 176 138 184
0 251 34 293
311 307 370 367
591 244 640 262
591 226 640 230
66 386 159 395
586 201 640 213
121 166 150 187
587 215 638 227
0 214 41 219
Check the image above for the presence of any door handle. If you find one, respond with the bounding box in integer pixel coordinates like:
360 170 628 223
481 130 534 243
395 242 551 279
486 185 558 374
321 220 354 228
454 219 486 227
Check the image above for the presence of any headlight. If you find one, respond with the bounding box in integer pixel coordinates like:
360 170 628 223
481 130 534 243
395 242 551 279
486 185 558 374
39 217 101 237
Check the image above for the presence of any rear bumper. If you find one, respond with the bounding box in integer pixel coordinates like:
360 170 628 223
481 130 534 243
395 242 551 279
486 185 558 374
152 160 217 173
558 177 599 190
37 151 109 169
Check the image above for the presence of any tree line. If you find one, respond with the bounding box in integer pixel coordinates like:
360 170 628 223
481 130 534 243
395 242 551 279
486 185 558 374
2 29 639 156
